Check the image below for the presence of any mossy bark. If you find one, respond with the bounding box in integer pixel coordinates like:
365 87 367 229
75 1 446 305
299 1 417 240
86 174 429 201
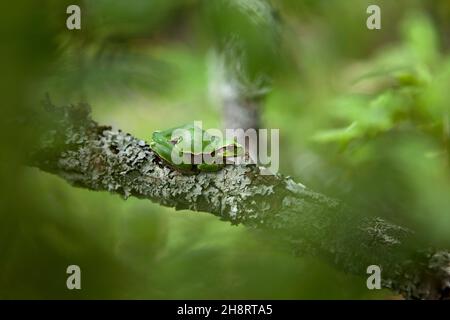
28 100 450 300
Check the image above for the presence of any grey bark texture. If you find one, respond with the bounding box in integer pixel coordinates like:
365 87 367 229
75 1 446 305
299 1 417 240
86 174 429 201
27 100 450 300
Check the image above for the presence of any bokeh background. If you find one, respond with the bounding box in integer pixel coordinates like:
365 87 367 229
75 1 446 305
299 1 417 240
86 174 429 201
0 0 449 299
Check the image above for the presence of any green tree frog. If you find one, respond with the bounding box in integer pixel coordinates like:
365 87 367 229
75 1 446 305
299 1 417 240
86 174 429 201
150 123 245 172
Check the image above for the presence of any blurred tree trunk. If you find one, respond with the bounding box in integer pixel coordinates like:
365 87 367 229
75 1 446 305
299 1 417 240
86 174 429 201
206 0 280 166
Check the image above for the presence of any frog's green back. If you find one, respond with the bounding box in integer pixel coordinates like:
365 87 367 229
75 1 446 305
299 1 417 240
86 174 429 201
151 123 245 173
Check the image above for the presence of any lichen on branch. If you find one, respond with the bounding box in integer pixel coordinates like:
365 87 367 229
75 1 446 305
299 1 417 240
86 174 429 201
28 100 450 300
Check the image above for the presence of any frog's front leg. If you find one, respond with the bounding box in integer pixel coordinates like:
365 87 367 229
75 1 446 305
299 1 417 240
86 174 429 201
197 163 223 172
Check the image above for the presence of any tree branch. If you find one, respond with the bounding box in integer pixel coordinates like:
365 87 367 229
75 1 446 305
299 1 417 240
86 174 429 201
28 101 450 300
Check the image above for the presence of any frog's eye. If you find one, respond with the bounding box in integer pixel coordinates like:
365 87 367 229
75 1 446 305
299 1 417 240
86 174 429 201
170 136 183 145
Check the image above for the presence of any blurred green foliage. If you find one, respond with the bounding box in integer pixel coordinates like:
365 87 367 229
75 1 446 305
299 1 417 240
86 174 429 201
1 0 449 299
